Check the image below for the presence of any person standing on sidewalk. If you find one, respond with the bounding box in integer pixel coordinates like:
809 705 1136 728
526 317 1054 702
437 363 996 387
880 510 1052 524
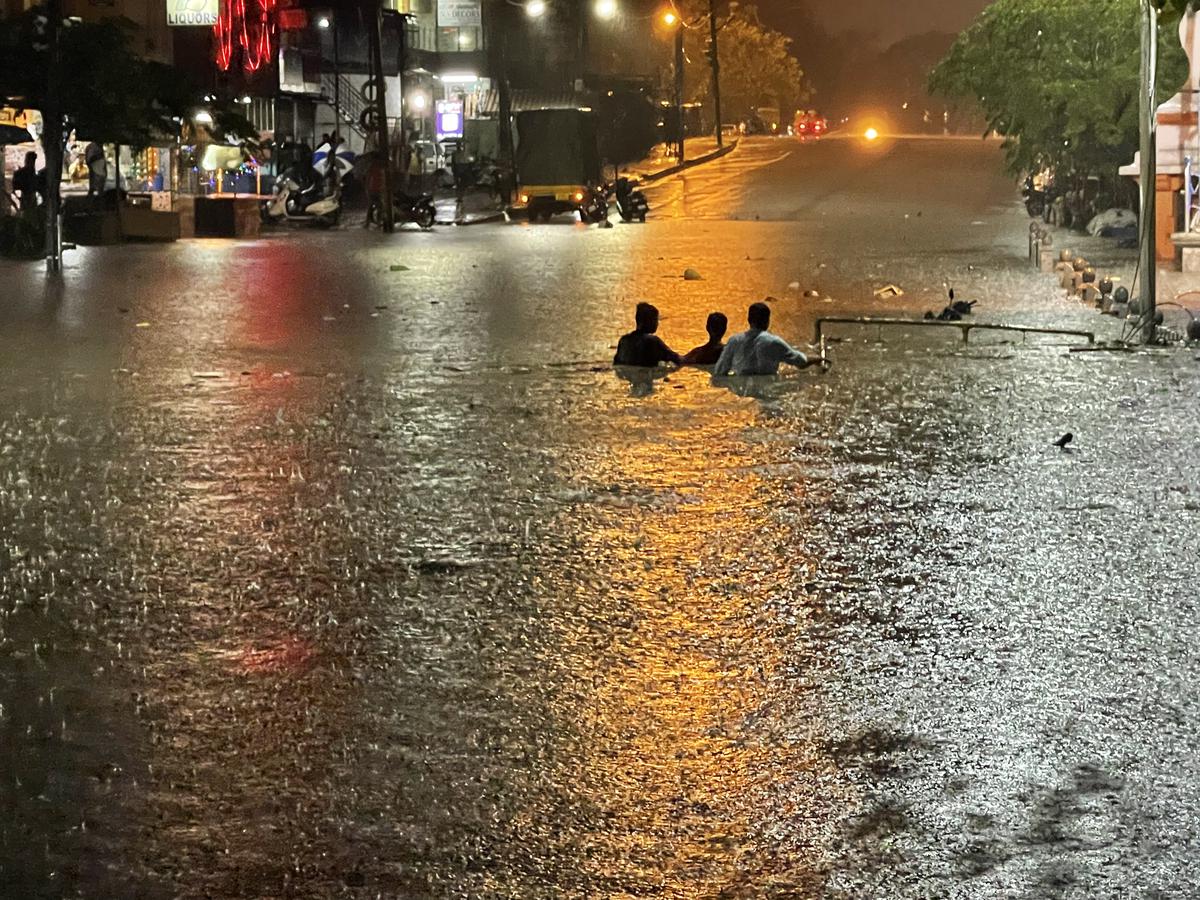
85 142 107 201
451 140 472 223
13 152 41 213
407 143 421 194
363 151 386 228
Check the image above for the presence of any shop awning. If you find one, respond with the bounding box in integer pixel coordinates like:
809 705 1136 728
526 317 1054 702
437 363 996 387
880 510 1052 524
475 89 593 116
0 123 33 145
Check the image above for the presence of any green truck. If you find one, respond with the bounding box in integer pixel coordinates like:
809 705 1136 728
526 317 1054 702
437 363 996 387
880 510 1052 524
514 108 607 222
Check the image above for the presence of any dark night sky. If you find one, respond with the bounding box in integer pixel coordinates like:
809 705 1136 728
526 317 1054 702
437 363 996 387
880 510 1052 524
760 0 993 45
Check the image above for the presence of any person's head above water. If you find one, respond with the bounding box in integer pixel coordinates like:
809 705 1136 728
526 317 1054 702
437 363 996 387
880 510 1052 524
747 302 771 330
634 302 660 334
706 312 728 342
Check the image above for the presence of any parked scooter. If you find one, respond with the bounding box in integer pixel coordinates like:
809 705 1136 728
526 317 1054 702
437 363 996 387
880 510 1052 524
261 168 341 227
610 177 649 222
262 139 352 227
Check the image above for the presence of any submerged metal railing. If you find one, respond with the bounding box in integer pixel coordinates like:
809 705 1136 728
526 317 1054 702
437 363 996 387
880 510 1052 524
813 317 1095 346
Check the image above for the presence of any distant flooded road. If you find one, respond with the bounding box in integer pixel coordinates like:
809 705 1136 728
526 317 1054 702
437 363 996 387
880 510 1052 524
1 137 1198 898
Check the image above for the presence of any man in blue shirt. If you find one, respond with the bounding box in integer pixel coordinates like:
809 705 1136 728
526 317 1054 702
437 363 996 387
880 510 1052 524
712 302 827 376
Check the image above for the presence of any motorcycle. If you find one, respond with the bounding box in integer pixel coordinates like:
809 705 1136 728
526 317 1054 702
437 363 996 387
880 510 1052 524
367 189 437 230
580 187 609 224
473 161 504 204
610 177 649 223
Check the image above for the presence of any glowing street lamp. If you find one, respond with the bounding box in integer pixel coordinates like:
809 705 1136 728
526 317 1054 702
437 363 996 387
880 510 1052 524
661 7 683 161
594 0 617 20
525 0 546 17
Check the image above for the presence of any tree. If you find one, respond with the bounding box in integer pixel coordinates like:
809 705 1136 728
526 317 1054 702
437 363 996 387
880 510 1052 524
0 12 195 149
679 2 810 123
596 91 660 168
929 0 1188 187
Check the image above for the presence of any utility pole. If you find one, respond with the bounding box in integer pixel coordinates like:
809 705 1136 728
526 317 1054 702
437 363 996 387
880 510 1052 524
333 10 341 143
368 1 395 231
486 0 515 202
577 3 588 91
673 23 684 162
707 0 721 148
43 0 63 272
1138 0 1159 342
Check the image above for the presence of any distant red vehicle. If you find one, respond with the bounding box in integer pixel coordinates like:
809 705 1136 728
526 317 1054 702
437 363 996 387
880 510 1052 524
793 110 828 138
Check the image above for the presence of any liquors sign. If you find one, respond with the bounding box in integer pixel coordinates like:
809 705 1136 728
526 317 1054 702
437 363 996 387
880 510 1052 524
167 0 218 27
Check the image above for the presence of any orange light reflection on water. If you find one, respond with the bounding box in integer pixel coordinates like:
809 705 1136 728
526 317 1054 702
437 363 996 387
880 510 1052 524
514 380 842 893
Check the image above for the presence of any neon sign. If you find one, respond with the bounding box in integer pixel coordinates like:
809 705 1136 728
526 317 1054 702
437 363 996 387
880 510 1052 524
214 0 277 73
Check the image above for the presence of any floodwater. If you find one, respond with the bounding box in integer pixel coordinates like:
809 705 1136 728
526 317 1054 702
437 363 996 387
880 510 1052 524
1 137 1199 898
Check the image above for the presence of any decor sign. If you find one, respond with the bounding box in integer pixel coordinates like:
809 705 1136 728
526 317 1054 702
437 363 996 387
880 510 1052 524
436 0 480 27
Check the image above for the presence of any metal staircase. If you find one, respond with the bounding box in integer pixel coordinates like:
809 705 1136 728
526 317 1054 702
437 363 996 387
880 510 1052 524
320 72 370 140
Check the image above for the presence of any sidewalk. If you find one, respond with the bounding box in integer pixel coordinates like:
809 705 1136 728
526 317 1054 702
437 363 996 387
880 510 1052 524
1031 222 1200 338
430 137 739 226
433 190 506 227
620 137 733 183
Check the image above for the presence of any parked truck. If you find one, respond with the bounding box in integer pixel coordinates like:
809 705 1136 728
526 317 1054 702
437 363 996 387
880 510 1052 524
514 109 607 223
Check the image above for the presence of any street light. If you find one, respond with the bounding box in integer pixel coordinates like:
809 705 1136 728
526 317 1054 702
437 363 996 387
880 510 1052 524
525 0 546 17
660 8 684 161
594 0 617 20
316 11 341 147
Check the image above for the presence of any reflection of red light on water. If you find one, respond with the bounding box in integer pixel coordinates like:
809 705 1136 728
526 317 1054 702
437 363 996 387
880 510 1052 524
236 637 316 674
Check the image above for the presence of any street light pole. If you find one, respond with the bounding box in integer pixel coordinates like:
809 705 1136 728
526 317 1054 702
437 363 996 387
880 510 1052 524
673 21 684 162
44 0 63 272
707 0 721 148
369 1 395 231
578 3 588 91
485 0 515 202
333 11 341 142
1138 0 1159 343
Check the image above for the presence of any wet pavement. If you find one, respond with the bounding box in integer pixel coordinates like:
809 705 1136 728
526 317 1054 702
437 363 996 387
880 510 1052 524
1 136 1199 898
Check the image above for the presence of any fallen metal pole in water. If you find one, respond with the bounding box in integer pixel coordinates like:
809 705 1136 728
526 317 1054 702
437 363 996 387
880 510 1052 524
813 317 1096 346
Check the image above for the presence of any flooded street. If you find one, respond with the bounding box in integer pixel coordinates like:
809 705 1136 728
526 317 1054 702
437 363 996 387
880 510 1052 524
1 136 1199 898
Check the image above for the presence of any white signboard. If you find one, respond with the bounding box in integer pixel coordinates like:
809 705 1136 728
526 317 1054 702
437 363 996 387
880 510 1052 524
167 0 218 27
437 0 480 27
